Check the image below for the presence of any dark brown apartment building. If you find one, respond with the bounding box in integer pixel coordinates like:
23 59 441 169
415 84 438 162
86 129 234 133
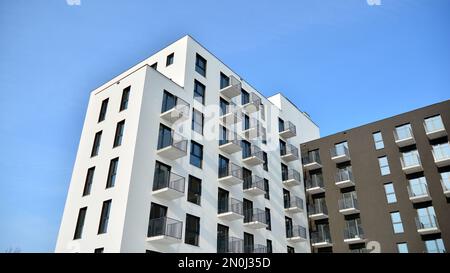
301 99 450 253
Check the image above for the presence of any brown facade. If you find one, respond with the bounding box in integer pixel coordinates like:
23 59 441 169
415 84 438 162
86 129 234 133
301 100 450 253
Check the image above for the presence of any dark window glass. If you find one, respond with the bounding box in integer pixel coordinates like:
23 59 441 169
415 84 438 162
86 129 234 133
287 246 295 253
217 224 229 253
161 90 176 113
157 124 172 149
166 53 174 66
220 73 229 89
190 141 203 168
264 178 270 200
153 161 171 191
285 216 293 238
241 140 251 158
94 248 104 253
192 109 204 135
195 54 207 77
218 155 229 178
243 198 253 223
120 86 130 111
243 114 250 130
149 203 167 219
73 207 87 239
106 158 119 188
194 80 206 104
241 89 249 105
278 118 285 132
82 167 95 196
279 140 286 155
283 189 290 208
98 98 109 122
219 98 229 116
263 152 268 171
91 131 102 157
185 214 200 246
244 232 254 253
266 240 272 253
98 200 112 234
265 208 271 230
218 188 229 214
151 62 157 69
243 167 252 190
113 120 125 147
281 163 288 181
219 126 227 146
187 175 202 205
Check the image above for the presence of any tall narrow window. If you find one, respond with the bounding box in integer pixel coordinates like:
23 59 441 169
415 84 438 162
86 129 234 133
279 140 287 156
91 131 102 157
98 98 109 122
425 239 446 253
390 211 404 234
372 131 384 150
397 243 409 253
185 214 200 246
113 120 125 147
219 98 229 116
157 124 172 150
192 109 204 135
73 207 87 239
195 54 207 77
194 80 206 105
241 89 249 105
187 175 202 205
265 208 271 231
98 200 112 234
166 53 174 66
384 183 397 204
263 152 268 171
263 178 270 200
106 158 119 188
161 90 176 113
120 86 130 111
217 224 229 253
220 73 229 89
378 156 391 175
266 239 272 253
82 167 95 196
244 232 254 253
190 141 203 168
241 140 251 159
278 118 285 132
243 114 250 130
153 161 170 191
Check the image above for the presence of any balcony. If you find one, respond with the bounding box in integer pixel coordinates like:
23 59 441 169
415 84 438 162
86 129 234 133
338 197 360 215
400 152 423 174
218 162 243 186
157 131 188 160
330 146 351 163
286 225 307 243
242 145 265 166
432 143 450 167
394 126 415 147
282 169 302 187
302 151 322 170
220 102 241 126
279 121 297 139
219 133 242 155
243 208 267 229
242 117 264 140
442 179 450 197
408 184 431 203
416 215 440 235
243 175 266 196
281 143 299 162
343 226 365 244
252 244 268 253
335 168 355 188
241 92 261 114
308 202 328 220
218 236 244 253
424 118 447 140
284 196 304 214
218 198 244 221
220 75 242 99
147 217 182 244
160 97 189 124
305 175 325 194
311 229 333 248
152 171 185 200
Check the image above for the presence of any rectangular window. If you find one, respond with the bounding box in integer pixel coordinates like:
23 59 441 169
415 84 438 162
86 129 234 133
279 140 287 156
278 118 285 132
264 178 270 200
441 171 450 191
266 239 272 253
166 53 174 66
106 157 119 188
241 89 249 105
113 120 125 147
98 98 108 122
287 246 295 253
263 152 268 171
390 211 404 234
187 175 202 205
218 155 229 178
417 206 437 229
161 90 176 113
195 54 207 77
424 115 445 133
244 232 254 253
185 214 200 246
120 86 130 111
241 140 251 159
219 126 227 146
153 161 170 191
372 131 384 150
91 131 102 157
98 200 112 234
194 80 206 105
220 72 229 89
395 123 413 140
243 114 250 130
397 243 409 253
190 141 203 168
73 207 87 239
217 224 229 253
192 109 204 135
82 167 95 196
432 142 450 161
378 156 391 175
94 248 104 253
425 239 446 253
384 183 397 204
219 98 229 116
281 163 288 181
157 124 172 150
265 208 271 231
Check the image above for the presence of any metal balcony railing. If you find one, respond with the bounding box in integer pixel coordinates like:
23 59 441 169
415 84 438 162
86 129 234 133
344 225 364 240
407 183 429 198
217 236 244 253
243 175 265 191
152 171 185 193
147 217 182 239
311 227 332 245
338 196 359 210
308 200 328 215
253 244 267 253
284 196 304 210
158 130 188 153
281 143 299 158
305 174 324 189
244 208 266 224
243 144 265 161
400 152 422 168
218 198 243 216
279 120 297 135
161 96 189 119
302 151 321 165
286 225 307 239
282 168 301 182
218 162 243 180
219 131 241 147
330 145 350 159
394 125 414 142
336 167 353 183
416 215 439 230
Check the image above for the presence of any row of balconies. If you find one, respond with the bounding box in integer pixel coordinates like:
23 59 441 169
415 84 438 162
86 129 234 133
218 236 268 253
394 119 448 148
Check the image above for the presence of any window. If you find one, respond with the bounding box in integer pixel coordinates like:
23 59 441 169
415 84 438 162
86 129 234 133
120 86 130 111
82 167 95 196
417 206 438 229
281 163 288 181
424 115 444 133
408 177 428 197
378 156 390 175
94 248 104 253
390 211 404 234
73 207 87 239
401 150 421 167
161 90 176 113
190 141 203 168
106 158 119 188
383 183 397 204
166 53 174 66
243 199 253 224
260 103 265 121
441 171 450 191
185 214 200 246
241 140 251 159
98 98 109 122
241 89 249 105
287 246 295 253
157 124 172 150
113 120 125 147
244 232 254 253
219 98 229 116
192 109 204 135
91 131 102 157
218 188 229 214
278 118 285 132
193 80 205 105
432 142 450 161
150 62 157 69
187 175 201 205
195 54 207 77
218 155 229 178
334 141 348 156
263 152 268 171
395 123 413 140
243 114 250 130
261 127 267 145
263 179 270 200
98 200 112 234
217 224 229 253
279 140 287 156
372 131 384 150
219 126 227 146
265 208 271 231
266 240 272 253
425 239 446 253
153 161 170 191
220 72 229 89
397 243 408 253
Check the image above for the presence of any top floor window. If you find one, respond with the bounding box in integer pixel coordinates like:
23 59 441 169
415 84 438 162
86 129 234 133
195 54 207 77
166 53 174 66
220 73 229 89
394 123 413 141
372 131 384 150
98 98 109 122
424 115 444 133
120 86 130 111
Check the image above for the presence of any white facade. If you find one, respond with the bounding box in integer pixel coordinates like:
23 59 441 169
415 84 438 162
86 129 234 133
55 35 320 253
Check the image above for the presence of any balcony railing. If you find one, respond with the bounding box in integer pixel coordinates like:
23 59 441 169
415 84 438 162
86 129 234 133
400 152 423 174
284 196 304 213
308 200 328 220
279 120 297 139
220 75 242 99
242 117 265 140
218 162 243 186
424 118 447 139
335 167 355 188
242 144 265 166
343 225 365 243
338 196 360 215
311 228 332 248
160 96 189 124
407 183 431 203
220 101 242 125
241 92 261 114
218 236 244 253
432 143 450 167
330 145 350 163
147 217 183 243
243 208 267 229
286 225 307 242
394 126 415 147
281 143 299 162
416 215 440 235
253 244 267 253
243 175 266 196
219 131 242 154
305 174 325 194
302 151 322 170
282 168 302 187
152 171 185 199
441 179 450 197
218 197 244 220
157 131 188 160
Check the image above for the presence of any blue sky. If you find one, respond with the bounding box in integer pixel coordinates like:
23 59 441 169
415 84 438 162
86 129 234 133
0 0 449 252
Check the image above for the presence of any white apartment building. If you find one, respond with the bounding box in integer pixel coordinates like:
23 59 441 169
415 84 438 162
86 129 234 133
55 35 320 253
